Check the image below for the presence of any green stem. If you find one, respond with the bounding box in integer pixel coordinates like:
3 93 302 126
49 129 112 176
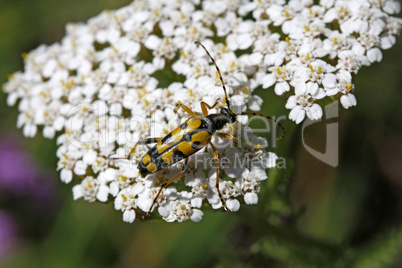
238 208 345 266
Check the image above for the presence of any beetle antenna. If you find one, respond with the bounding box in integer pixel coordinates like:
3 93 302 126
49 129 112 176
195 41 231 109
239 112 285 141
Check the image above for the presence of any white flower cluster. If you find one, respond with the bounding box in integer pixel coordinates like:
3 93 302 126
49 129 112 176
2 0 401 222
256 0 402 123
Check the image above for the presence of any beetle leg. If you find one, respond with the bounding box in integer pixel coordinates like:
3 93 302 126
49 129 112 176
109 137 162 161
181 158 190 173
174 101 196 116
209 141 229 212
200 98 221 116
145 158 189 219
217 132 238 142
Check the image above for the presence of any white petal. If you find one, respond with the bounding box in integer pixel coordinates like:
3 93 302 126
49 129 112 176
322 73 337 89
249 52 263 65
240 168 250 179
23 124 37 137
7 93 18 106
337 70 351 82
251 167 268 180
323 8 337 23
383 1 401 14
43 126 55 139
144 35 161 50
225 164 243 178
61 169 73 184
123 210 136 223
191 197 204 208
294 81 307 95
289 106 304 124
158 205 170 217
306 82 319 95
237 34 253 50
226 199 240 212
264 153 278 169
98 168 116 183
381 35 396 50
340 93 357 109
307 104 323 120
160 20 174 36
352 43 365 57
74 160 87 176
53 117 65 131
262 74 276 89
244 192 258 205
295 109 306 124
285 96 297 109
72 185 83 200
326 88 339 96
83 150 97 165
96 184 109 202
42 59 57 78
114 194 123 210
137 196 153 212
110 182 119 197
274 81 290 95
248 95 263 111
190 209 204 222
367 48 382 63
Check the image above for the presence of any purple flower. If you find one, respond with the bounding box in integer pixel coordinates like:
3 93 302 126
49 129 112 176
0 137 38 194
0 210 18 260
0 135 55 209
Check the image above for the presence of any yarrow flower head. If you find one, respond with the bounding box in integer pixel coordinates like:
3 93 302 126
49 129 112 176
2 0 402 223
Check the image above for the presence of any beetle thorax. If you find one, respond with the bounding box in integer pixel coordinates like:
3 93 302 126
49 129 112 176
205 112 236 132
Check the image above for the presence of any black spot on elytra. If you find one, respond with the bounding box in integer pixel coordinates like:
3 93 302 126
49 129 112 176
161 133 173 143
138 161 150 177
154 157 169 170
183 132 192 142
191 141 201 150
180 123 188 130
172 150 186 162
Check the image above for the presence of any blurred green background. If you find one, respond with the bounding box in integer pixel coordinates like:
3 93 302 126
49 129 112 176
1 0 402 267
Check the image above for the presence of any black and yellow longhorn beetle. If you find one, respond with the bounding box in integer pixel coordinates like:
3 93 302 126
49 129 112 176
113 41 285 218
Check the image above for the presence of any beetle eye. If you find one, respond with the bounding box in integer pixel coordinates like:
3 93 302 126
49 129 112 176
221 108 228 114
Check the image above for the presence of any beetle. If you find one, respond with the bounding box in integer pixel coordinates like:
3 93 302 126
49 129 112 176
112 41 285 217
